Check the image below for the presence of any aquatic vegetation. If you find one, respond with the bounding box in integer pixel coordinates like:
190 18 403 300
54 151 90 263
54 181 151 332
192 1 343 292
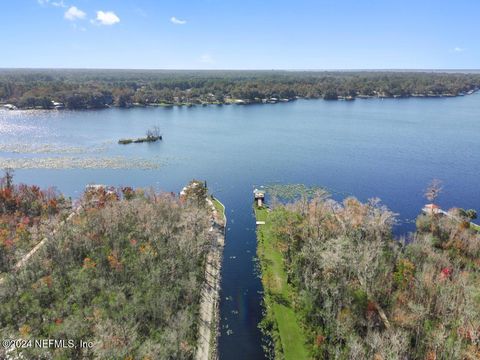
265 183 326 202
0 143 108 155
118 136 162 145
0 156 166 169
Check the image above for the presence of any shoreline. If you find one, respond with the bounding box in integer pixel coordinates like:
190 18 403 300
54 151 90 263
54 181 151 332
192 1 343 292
195 196 226 360
2 89 478 112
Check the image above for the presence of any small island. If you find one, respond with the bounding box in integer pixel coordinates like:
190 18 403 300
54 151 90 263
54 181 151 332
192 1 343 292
118 126 162 145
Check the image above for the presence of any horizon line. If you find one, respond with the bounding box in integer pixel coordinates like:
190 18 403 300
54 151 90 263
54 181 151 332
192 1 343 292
1 67 480 72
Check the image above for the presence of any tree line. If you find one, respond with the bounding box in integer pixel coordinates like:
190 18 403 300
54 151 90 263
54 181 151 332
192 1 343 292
1 69 479 109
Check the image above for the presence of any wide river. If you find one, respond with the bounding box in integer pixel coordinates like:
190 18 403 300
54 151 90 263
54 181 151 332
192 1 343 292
1 96 479 359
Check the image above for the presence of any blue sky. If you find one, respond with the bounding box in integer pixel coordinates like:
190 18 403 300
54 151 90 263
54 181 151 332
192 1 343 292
1 0 479 69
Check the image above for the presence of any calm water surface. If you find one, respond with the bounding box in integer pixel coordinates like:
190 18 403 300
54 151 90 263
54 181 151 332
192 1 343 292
1 96 479 359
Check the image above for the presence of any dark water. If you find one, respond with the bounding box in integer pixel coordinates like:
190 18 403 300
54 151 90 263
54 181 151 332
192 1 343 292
1 95 479 359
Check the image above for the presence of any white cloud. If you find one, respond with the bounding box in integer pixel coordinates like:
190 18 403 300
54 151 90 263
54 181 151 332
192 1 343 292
200 54 214 64
51 0 66 8
94 11 121 26
64 6 86 21
170 16 186 25
38 0 66 7
453 47 465 53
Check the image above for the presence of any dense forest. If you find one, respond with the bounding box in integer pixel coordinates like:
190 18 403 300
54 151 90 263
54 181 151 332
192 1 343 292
0 177 213 359
1 69 480 109
257 184 479 360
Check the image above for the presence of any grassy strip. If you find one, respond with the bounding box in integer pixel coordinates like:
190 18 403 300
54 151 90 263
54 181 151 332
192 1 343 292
211 197 225 219
471 222 480 233
255 206 309 360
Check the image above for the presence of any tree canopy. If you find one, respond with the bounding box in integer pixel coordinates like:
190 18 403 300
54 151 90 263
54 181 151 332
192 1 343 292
1 69 479 109
0 184 212 359
258 188 480 359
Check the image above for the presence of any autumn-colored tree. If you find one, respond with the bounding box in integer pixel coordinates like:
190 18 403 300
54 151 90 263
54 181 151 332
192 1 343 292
260 184 479 359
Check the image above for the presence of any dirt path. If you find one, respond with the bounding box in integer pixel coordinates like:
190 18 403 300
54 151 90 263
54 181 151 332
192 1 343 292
0 210 77 286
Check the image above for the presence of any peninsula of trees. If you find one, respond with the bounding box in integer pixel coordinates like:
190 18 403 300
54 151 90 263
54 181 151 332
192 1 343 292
1 69 480 110
256 185 480 360
0 175 222 359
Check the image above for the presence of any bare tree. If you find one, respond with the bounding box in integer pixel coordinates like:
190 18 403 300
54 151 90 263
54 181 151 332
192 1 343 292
424 179 443 203
424 179 443 234
146 126 161 140
2 168 14 189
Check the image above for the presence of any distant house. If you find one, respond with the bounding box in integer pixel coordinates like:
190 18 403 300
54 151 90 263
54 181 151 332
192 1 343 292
3 104 17 110
254 189 265 207
51 101 65 110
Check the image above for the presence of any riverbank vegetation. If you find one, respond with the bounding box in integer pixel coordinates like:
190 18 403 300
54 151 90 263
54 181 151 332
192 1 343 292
1 69 479 110
0 182 213 359
256 186 480 359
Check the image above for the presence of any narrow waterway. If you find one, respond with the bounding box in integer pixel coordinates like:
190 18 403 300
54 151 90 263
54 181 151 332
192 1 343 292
217 188 265 359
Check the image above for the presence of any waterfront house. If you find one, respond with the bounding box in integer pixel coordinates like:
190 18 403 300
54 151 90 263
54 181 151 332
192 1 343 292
52 101 65 109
